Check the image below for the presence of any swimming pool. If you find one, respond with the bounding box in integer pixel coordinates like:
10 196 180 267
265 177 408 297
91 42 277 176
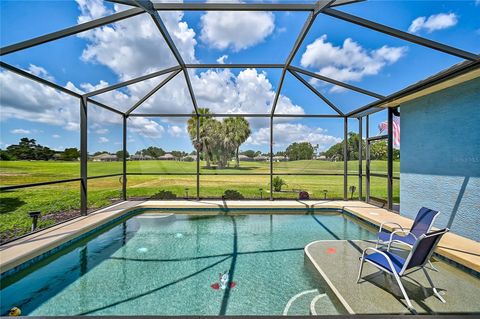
0 210 375 316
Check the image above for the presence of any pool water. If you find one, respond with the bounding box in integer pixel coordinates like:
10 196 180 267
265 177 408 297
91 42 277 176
0 211 375 316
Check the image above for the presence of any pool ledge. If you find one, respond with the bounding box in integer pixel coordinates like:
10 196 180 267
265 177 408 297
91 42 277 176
1 200 479 277
304 240 480 314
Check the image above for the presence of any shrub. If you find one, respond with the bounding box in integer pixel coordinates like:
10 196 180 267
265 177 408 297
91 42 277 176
272 176 286 192
150 190 177 199
222 189 245 200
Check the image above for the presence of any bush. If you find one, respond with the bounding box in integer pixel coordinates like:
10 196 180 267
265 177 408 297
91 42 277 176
272 176 286 192
150 190 177 199
222 189 245 200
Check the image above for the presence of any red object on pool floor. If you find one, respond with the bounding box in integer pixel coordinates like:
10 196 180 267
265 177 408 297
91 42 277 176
210 282 236 290
327 247 336 254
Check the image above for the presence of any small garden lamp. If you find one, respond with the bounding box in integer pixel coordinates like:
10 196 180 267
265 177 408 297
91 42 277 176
185 188 189 199
322 190 328 200
349 185 357 200
259 188 263 199
28 211 41 231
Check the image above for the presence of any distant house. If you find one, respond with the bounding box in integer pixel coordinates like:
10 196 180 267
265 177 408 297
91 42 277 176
182 154 196 161
238 154 253 161
254 155 268 162
272 156 288 162
316 155 327 161
159 153 175 160
130 154 154 160
92 153 117 162
52 153 63 161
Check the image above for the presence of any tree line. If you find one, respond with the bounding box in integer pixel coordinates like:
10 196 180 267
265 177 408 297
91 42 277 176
322 132 400 161
0 138 80 161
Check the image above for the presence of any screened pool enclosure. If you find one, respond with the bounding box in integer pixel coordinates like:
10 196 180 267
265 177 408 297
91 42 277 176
1 0 478 227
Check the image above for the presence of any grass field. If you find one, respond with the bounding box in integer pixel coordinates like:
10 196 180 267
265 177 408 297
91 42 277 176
0 160 399 242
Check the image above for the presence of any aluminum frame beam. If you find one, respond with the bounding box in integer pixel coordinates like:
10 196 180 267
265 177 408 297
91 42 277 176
80 97 88 215
387 108 394 210
0 8 144 56
87 98 124 115
133 0 199 114
289 69 344 116
290 66 385 99
322 8 479 61
85 66 181 98
0 61 81 98
347 60 480 117
152 1 362 11
0 62 122 115
185 64 284 69
343 117 348 200
271 1 336 115
125 69 182 115
122 115 127 200
127 113 343 118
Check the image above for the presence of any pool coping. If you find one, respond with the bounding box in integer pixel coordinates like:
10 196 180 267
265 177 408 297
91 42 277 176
1 200 479 280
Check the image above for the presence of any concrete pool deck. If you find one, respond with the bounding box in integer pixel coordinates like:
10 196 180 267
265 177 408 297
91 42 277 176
304 240 480 314
1 200 479 277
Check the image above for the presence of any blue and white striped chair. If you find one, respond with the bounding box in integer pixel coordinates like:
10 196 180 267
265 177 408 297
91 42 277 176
357 228 449 312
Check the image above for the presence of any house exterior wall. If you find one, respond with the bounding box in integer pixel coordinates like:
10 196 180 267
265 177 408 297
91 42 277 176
400 78 480 241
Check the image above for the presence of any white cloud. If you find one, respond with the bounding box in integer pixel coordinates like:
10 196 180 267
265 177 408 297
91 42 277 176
200 10 274 51
300 35 407 89
10 129 31 134
98 136 109 143
52 134 61 138
128 117 165 138
76 0 197 81
217 55 229 64
168 125 184 137
0 66 81 129
246 123 341 151
408 13 458 33
192 68 304 117
95 128 109 134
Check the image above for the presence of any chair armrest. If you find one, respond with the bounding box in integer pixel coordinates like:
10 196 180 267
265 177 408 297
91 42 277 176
379 221 405 233
389 229 409 242
362 247 399 274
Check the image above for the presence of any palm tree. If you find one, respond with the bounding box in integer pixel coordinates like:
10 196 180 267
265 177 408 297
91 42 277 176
225 117 251 168
187 108 216 168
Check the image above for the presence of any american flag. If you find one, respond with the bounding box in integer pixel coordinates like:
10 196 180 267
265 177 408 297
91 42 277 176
378 116 400 148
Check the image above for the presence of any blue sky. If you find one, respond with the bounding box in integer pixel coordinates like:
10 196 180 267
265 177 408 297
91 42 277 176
0 0 478 154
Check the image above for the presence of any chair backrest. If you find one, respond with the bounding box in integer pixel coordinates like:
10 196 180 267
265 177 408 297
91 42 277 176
410 207 440 238
401 228 449 273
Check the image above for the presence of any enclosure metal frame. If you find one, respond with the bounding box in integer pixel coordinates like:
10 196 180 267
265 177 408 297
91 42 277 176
0 0 478 215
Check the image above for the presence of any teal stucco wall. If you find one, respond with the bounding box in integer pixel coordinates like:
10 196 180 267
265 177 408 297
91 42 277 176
400 78 480 241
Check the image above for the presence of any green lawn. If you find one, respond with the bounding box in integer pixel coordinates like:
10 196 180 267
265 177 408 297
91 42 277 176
0 160 399 242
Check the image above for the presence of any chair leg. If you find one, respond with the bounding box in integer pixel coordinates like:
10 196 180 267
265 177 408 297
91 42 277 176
422 268 446 303
428 259 438 272
356 255 366 283
392 272 415 312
